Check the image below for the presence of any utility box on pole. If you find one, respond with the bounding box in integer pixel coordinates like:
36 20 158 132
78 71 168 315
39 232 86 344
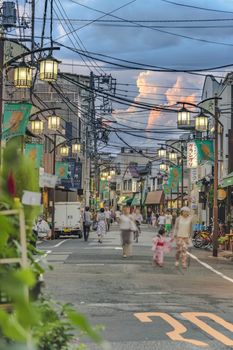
2 2 16 28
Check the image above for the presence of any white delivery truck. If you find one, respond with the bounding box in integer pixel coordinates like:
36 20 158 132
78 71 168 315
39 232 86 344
54 202 82 238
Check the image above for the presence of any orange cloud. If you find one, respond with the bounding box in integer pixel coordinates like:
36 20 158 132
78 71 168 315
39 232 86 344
165 76 197 106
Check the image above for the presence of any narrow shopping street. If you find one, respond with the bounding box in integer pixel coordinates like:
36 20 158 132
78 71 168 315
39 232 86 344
38 224 233 350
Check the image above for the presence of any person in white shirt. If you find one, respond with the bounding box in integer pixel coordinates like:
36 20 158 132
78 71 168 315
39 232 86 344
158 212 166 228
165 210 173 234
119 206 134 258
173 207 193 269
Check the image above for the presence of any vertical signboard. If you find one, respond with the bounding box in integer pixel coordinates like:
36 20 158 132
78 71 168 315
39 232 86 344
187 142 198 169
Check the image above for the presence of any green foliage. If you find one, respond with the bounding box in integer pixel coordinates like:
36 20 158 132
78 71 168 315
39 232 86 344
0 140 103 349
218 236 228 245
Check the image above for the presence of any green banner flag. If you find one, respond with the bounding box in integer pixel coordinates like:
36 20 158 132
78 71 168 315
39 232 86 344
167 166 181 190
195 140 214 163
55 162 69 179
163 184 170 195
25 144 43 168
100 180 108 194
2 103 32 140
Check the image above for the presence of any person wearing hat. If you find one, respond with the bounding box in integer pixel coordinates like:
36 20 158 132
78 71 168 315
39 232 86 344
173 206 193 269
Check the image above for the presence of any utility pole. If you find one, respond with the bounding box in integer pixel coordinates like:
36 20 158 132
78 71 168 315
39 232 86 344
212 96 219 257
181 143 184 208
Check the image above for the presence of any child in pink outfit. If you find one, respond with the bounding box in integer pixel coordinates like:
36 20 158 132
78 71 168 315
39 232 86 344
152 228 173 267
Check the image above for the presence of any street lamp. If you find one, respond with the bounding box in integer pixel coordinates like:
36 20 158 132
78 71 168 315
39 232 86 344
72 142 81 154
13 62 33 88
39 55 60 82
195 111 208 132
60 145 69 157
168 149 177 162
48 114 61 130
158 146 167 158
177 97 223 257
177 106 190 128
30 116 44 135
160 162 167 172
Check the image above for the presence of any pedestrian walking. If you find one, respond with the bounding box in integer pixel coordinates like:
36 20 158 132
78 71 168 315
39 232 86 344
97 208 107 243
115 207 121 224
158 212 166 229
119 206 134 258
165 210 173 234
146 207 152 226
173 206 193 269
133 209 143 242
152 227 166 267
83 206 92 242
151 212 157 228
105 207 111 231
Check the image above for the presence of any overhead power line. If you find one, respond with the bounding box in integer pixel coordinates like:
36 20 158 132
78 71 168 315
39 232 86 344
68 0 233 48
160 0 233 14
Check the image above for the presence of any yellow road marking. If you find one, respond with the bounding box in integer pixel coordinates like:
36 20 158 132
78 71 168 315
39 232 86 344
182 312 233 346
134 312 207 347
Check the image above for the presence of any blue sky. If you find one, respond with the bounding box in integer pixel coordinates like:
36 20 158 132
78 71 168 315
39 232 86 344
29 0 233 146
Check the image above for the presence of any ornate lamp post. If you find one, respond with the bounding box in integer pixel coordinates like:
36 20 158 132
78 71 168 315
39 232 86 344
168 149 177 163
195 111 209 132
60 145 69 157
30 116 44 135
72 142 81 154
48 113 61 130
39 55 60 82
177 105 190 128
177 97 223 257
13 62 33 88
158 146 167 159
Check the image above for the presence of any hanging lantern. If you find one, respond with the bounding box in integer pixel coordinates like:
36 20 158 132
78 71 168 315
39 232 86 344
168 150 177 162
72 143 81 154
195 112 208 132
60 145 69 157
110 169 115 176
39 55 59 82
177 106 190 128
158 146 166 159
103 172 108 178
13 62 33 88
107 175 111 181
30 116 44 135
48 114 61 130
159 162 167 172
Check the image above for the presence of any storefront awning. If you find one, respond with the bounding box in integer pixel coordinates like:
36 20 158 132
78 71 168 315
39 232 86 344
117 196 126 205
145 190 164 205
131 193 140 206
221 172 233 188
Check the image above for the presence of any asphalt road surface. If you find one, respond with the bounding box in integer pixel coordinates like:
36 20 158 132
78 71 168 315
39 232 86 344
38 224 233 350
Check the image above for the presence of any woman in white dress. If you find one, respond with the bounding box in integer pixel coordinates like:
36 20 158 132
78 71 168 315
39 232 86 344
97 208 107 243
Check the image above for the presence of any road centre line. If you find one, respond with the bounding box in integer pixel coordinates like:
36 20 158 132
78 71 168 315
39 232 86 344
188 252 233 284
53 239 68 248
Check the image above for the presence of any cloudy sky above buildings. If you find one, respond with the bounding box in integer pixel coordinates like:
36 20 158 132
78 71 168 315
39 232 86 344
31 0 233 147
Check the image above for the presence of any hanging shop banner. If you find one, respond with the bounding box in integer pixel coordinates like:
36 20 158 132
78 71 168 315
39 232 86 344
25 144 43 168
168 166 181 190
187 142 198 168
195 140 214 163
2 103 32 140
100 180 108 194
55 162 69 179
163 184 170 195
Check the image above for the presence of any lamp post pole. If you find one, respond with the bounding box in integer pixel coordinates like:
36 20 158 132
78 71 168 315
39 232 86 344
51 133 57 240
181 143 184 208
140 177 143 214
213 97 219 257
177 97 222 257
